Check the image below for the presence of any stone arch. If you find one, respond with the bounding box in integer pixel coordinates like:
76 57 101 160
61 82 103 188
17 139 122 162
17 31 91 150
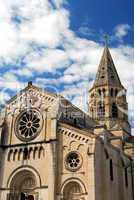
61 178 87 196
77 144 84 151
63 182 81 200
7 166 41 188
8 168 39 200
10 170 36 190
69 140 77 150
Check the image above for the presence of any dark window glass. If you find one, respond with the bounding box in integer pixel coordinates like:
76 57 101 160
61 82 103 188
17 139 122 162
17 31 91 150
20 193 25 200
112 103 118 118
97 102 105 117
98 89 101 96
110 88 114 97
102 88 106 97
125 168 128 187
115 89 118 96
110 159 114 181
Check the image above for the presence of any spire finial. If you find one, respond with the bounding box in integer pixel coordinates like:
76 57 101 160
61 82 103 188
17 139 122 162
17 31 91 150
104 34 109 47
28 81 32 86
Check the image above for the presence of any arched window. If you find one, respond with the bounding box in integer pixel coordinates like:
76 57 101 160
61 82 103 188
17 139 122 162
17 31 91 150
102 88 106 97
115 89 118 96
9 170 37 200
8 150 13 162
97 102 105 117
13 149 18 161
33 147 38 159
63 182 82 200
23 148 28 160
110 88 114 97
28 147 33 159
18 149 23 161
39 146 44 159
112 103 118 118
98 89 101 97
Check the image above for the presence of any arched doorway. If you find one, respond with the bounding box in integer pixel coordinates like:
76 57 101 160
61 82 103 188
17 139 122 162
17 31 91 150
8 170 37 200
63 181 85 200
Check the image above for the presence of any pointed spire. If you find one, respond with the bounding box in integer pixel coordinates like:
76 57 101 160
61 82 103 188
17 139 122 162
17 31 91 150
104 34 109 47
94 46 122 87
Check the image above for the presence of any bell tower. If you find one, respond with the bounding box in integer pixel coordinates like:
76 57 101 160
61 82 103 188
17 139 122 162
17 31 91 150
88 45 131 133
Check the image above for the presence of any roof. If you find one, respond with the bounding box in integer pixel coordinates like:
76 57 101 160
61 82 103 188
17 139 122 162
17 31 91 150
4 82 97 132
94 46 122 87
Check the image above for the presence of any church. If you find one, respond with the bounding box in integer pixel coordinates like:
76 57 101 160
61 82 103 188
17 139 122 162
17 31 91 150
0 45 134 200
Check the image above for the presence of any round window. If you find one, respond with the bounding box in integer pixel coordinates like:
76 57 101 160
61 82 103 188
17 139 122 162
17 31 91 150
65 151 82 171
15 109 43 141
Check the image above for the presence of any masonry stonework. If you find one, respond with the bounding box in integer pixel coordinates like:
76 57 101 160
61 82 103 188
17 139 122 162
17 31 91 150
0 46 133 200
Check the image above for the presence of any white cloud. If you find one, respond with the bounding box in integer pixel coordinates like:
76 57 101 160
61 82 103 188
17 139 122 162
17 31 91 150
0 0 133 131
13 68 33 77
0 91 11 105
20 9 69 48
114 24 131 40
0 0 69 64
0 71 24 91
26 48 70 73
78 26 95 36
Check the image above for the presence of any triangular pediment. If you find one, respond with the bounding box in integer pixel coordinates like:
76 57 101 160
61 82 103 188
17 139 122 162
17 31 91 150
6 83 59 114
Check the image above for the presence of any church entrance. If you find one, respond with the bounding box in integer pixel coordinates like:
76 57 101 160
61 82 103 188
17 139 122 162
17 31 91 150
63 181 85 200
8 170 37 200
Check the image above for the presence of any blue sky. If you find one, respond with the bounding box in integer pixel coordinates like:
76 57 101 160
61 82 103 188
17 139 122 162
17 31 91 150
68 0 134 44
0 0 134 130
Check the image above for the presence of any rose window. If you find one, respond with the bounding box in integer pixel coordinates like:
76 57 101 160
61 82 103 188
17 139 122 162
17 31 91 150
65 152 82 171
16 109 42 141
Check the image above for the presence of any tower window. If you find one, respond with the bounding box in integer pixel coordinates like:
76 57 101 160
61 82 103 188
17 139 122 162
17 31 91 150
115 89 118 96
112 103 118 118
110 88 114 97
110 159 114 181
97 102 105 117
125 168 128 187
98 89 101 96
102 88 106 97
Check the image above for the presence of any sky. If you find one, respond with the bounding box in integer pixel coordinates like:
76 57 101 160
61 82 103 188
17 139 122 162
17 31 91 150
0 0 134 131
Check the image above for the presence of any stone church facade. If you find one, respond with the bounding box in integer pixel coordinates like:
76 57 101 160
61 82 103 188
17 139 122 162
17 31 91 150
0 46 133 200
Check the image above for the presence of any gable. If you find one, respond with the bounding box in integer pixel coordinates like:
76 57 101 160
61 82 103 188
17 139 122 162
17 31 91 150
6 84 59 115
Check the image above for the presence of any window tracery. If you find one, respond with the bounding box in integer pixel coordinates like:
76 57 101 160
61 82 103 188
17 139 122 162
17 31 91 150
15 109 43 141
65 152 82 171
